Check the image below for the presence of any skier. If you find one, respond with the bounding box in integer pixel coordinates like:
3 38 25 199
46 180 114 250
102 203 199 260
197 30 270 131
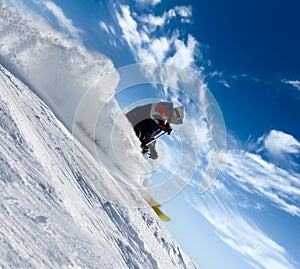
126 102 184 159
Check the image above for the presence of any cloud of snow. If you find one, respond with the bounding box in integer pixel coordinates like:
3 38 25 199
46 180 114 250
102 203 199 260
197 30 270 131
0 2 114 120
0 1 153 193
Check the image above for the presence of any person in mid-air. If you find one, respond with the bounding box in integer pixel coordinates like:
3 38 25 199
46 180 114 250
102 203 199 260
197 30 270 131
126 102 184 159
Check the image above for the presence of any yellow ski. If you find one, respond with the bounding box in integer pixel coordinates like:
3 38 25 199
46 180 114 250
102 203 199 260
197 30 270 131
147 199 171 222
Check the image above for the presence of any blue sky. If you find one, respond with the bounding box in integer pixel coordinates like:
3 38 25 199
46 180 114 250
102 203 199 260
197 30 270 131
189 0 300 142
5 0 300 268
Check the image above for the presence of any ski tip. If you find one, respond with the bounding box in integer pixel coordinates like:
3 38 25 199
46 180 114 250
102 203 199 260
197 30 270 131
146 198 171 222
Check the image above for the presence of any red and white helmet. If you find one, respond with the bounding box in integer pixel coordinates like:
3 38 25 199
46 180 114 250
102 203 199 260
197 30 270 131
151 102 172 121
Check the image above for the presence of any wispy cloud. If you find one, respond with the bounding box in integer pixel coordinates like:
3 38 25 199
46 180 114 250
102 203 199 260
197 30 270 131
225 150 300 216
207 71 263 89
36 0 82 39
188 188 296 269
99 21 117 46
99 21 109 34
282 79 300 91
231 73 260 83
188 129 300 268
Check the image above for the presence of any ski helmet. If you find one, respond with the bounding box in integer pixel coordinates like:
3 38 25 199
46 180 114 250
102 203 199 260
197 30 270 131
152 102 171 120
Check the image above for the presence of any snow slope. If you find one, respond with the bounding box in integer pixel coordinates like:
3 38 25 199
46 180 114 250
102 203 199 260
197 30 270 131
0 64 197 268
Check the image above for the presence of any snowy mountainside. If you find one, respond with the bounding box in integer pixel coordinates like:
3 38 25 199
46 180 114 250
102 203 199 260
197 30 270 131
0 65 197 268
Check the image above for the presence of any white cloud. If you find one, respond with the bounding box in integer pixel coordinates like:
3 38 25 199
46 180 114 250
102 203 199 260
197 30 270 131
138 5 192 33
282 79 300 91
116 5 153 62
263 130 300 157
148 37 169 62
115 4 198 69
256 130 300 168
134 0 161 7
166 35 198 70
174 5 192 18
37 0 82 39
139 13 169 31
174 5 192 23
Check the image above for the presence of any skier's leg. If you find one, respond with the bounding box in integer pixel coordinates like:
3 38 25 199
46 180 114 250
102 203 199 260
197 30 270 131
149 140 158 159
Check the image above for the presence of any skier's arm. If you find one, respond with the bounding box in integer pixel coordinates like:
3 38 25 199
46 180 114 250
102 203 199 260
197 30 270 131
156 120 172 135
